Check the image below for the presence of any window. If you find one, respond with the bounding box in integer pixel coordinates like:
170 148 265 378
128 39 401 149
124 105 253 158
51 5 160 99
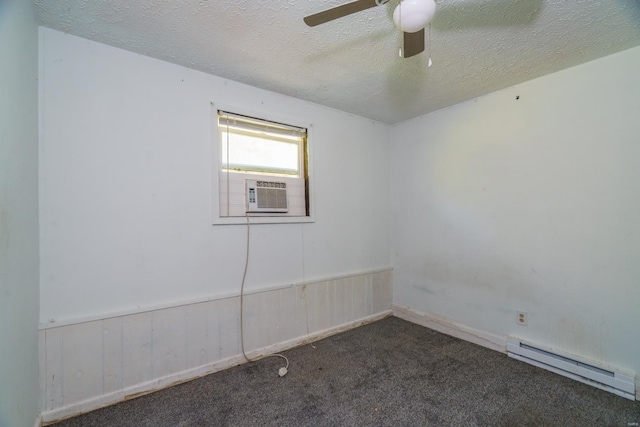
219 112 304 177
215 110 311 222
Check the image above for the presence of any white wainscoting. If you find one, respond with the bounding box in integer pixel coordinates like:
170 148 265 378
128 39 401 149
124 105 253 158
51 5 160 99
40 269 392 424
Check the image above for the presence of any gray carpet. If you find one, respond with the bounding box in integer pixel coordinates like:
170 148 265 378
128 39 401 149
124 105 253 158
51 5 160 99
51 317 640 426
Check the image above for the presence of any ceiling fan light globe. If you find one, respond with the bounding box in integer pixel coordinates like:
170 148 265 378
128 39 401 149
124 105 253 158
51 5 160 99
393 0 436 33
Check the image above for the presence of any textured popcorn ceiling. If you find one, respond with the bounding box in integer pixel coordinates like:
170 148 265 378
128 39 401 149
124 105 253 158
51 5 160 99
34 0 640 124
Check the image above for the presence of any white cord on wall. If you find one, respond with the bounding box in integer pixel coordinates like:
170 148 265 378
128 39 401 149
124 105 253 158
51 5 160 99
300 222 316 349
225 116 230 217
239 214 289 377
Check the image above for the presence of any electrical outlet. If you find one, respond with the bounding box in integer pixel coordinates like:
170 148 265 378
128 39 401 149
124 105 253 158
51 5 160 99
516 311 528 326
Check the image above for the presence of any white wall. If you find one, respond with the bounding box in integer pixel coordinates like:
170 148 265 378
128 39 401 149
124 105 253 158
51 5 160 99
39 27 390 325
390 46 640 376
38 29 391 416
0 1 40 426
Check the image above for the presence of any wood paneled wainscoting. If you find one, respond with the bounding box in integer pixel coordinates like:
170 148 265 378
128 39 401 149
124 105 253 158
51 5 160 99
39 269 393 424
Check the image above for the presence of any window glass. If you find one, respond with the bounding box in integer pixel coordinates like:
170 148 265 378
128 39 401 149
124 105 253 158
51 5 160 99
219 112 305 177
221 130 299 176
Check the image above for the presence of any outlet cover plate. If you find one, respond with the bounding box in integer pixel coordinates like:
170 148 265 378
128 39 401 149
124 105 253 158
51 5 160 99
517 311 528 326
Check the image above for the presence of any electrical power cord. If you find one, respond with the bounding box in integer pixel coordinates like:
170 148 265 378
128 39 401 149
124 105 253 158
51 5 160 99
300 222 316 349
239 214 289 377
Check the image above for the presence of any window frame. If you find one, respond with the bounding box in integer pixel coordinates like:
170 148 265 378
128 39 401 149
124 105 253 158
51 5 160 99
211 103 315 226
219 111 305 178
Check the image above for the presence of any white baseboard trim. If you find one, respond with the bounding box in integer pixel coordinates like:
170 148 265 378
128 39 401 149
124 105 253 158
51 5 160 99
41 310 392 425
392 304 507 353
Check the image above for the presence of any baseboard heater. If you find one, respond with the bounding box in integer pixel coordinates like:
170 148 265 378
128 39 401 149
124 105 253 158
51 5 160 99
507 339 635 401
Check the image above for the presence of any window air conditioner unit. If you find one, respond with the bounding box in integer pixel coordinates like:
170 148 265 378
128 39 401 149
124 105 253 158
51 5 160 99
246 180 288 213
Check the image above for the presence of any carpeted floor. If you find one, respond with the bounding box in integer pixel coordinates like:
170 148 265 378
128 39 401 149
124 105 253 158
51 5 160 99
51 316 640 426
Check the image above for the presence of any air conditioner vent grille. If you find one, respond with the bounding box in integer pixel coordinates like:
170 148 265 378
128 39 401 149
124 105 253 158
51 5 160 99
257 187 287 210
246 180 288 213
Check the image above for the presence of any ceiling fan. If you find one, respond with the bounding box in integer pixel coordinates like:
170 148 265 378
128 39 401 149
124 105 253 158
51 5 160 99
304 0 437 58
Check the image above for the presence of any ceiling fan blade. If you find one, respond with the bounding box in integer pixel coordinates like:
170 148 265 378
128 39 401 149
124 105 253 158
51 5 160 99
304 0 380 27
403 29 425 58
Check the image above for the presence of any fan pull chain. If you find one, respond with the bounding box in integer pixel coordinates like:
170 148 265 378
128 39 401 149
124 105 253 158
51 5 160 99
428 23 433 67
398 0 403 57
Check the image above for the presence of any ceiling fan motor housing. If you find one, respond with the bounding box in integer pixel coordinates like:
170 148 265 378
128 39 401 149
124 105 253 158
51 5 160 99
393 0 436 33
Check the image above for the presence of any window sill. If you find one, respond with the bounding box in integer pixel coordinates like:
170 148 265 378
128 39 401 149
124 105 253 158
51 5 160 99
212 215 315 226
